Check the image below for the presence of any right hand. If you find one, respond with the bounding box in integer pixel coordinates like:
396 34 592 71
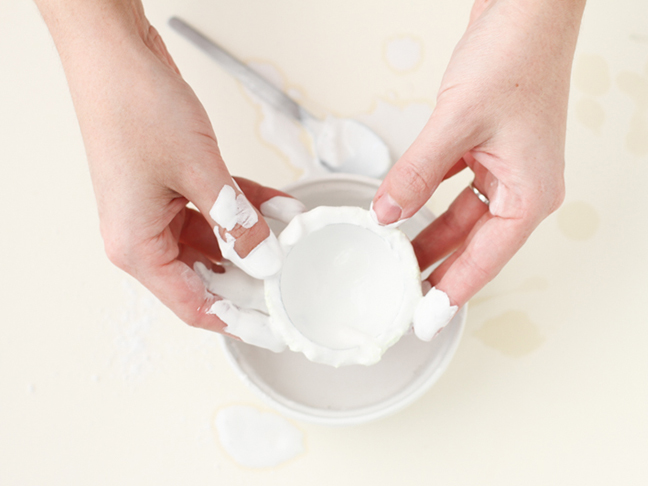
372 0 584 333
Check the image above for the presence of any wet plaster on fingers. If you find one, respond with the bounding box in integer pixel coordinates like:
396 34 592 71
209 184 258 231
209 184 283 279
413 287 458 342
194 262 267 312
193 262 285 352
208 300 286 353
259 196 307 225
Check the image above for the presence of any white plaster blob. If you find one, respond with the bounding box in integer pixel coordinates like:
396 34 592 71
209 184 258 231
259 196 307 225
215 405 304 468
214 226 283 280
413 287 458 341
280 224 403 349
265 206 422 367
303 115 390 177
385 36 423 72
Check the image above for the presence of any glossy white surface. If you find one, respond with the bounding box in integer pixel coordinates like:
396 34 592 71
265 203 423 367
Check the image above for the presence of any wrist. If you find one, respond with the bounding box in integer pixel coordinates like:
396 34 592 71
35 0 150 61
471 0 586 29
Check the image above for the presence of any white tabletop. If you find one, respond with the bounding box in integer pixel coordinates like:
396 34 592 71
1 0 647 484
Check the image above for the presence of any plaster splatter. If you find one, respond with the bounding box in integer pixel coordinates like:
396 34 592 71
385 36 423 72
215 405 304 468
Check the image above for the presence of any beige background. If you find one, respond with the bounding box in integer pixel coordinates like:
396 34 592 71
1 0 647 484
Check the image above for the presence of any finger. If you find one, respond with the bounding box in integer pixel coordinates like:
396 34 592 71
442 159 468 181
176 162 282 280
427 213 535 307
207 300 286 353
413 213 532 342
371 105 484 226
234 177 307 224
137 254 226 333
411 186 489 271
193 260 267 312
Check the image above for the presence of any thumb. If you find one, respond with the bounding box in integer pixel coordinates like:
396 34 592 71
181 168 283 280
371 106 482 225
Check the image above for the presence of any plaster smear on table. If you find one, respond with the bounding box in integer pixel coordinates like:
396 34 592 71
385 36 423 72
215 405 304 468
474 310 545 357
244 62 431 176
244 62 323 176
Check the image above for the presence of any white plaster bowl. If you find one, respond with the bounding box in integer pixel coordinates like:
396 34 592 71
219 174 466 426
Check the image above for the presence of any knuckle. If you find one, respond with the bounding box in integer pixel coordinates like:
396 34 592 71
103 236 130 270
548 178 566 214
102 226 137 272
395 161 434 197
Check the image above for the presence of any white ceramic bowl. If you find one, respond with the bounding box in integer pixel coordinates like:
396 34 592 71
219 174 466 426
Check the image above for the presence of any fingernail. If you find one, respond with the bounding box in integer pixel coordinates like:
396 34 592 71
370 193 403 226
260 196 307 224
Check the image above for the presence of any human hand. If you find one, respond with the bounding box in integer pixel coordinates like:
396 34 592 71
371 0 586 340
35 0 306 339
